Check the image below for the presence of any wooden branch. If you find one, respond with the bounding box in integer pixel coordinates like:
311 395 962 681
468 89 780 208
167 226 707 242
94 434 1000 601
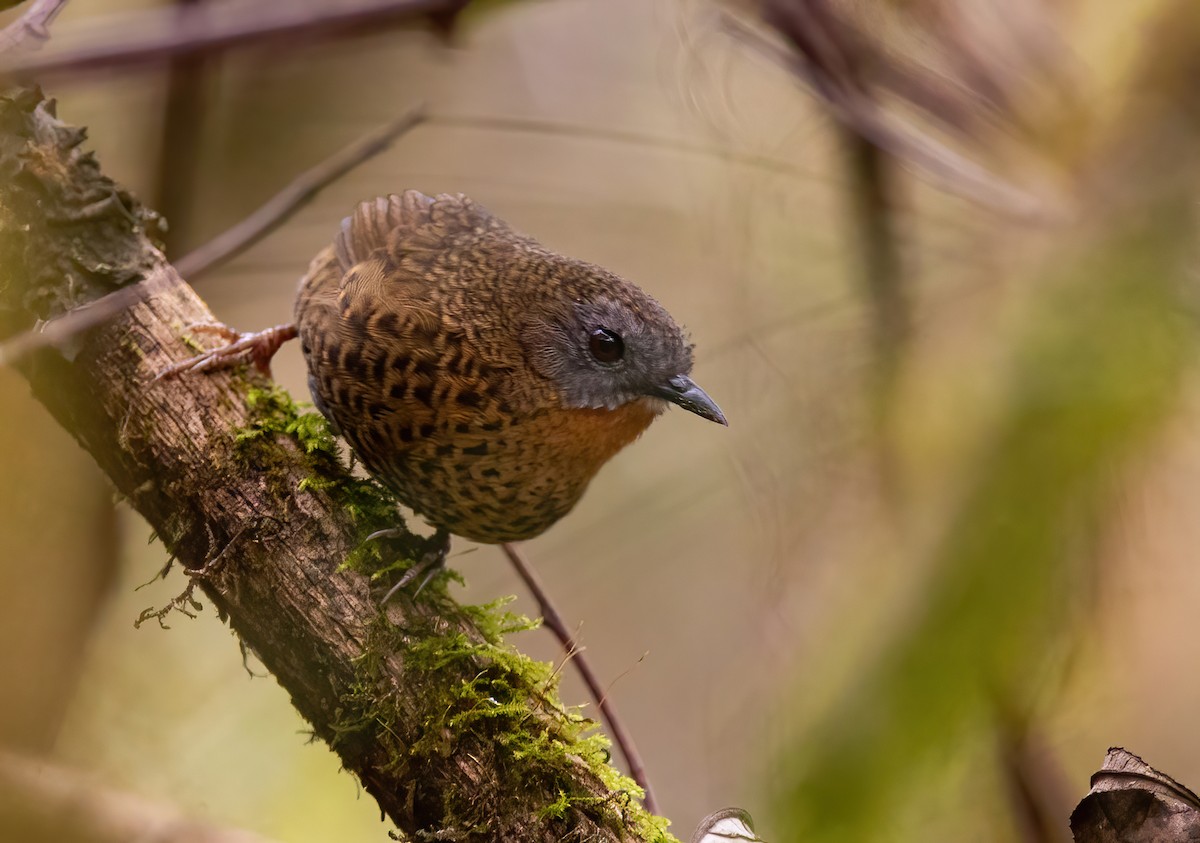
722 9 1048 216
0 750 278 843
176 102 427 279
0 0 465 80
0 88 670 842
0 0 68 56
0 104 426 366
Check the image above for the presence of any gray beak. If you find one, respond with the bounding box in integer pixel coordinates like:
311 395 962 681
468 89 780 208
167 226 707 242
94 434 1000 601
652 375 727 426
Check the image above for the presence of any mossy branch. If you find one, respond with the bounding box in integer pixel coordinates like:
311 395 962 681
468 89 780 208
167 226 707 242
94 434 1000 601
0 87 674 843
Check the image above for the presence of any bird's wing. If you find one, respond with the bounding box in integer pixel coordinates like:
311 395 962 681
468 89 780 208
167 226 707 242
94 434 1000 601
334 190 514 272
328 190 514 342
331 190 520 336
319 192 531 446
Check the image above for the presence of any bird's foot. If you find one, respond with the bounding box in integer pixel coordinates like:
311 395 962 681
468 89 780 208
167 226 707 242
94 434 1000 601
377 529 451 603
365 526 408 543
156 322 298 380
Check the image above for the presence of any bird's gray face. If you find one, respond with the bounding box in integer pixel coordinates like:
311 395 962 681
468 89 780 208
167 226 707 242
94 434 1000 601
524 279 726 425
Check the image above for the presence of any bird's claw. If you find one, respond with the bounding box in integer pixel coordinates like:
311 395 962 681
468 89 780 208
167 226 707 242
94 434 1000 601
365 527 408 543
377 529 451 604
155 323 297 380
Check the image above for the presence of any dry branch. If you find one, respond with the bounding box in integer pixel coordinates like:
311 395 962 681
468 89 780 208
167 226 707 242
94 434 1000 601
0 0 67 55
502 542 658 815
0 0 466 80
0 87 670 842
0 104 426 366
175 102 427 279
724 0 1062 215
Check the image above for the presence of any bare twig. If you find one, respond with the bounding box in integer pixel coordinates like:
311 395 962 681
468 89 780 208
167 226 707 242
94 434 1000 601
722 9 1052 216
0 0 463 79
0 104 425 367
428 112 826 183
500 541 659 816
0 0 68 55
177 102 427 278
0 282 146 367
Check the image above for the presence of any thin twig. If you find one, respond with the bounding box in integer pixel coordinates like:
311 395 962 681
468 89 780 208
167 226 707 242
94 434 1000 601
427 112 828 184
0 282 149 368
177 102 426 278
723 12 1048 216
500 541 660 816
0 104 426 367
0 0 68 55
0 0 459 79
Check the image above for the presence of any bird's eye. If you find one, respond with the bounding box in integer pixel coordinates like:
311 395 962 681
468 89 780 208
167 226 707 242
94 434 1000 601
588 327 624 364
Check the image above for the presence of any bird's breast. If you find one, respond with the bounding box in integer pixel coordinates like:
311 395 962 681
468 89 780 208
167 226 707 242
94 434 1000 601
375 397 663 543
534 397 664 474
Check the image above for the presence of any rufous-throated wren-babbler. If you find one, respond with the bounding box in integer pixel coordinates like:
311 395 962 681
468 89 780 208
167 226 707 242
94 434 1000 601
166 190 725 581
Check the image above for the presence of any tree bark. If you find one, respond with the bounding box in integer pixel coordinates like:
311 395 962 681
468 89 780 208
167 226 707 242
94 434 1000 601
0 87 669 843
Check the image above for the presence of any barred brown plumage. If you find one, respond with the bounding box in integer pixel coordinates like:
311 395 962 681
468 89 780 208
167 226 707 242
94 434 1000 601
167 189 725 545
296 190 725 542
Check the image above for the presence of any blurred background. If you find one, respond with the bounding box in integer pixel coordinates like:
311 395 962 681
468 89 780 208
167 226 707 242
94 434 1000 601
2 0 1199 841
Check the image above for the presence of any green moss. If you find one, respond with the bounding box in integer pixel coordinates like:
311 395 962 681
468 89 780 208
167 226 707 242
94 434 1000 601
537 791 574 822
236 384 339 458
234 385 399 524
232 384 675 840
231 383 429 577
335 602 677 841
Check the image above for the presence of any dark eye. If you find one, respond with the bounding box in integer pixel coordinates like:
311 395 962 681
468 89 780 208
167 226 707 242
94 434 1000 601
588 327 624 364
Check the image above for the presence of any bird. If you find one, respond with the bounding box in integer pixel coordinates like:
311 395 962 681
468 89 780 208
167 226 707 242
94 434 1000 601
165 190 725 572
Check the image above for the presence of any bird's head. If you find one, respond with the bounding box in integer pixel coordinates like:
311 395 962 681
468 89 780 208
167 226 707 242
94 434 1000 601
521 258 726 426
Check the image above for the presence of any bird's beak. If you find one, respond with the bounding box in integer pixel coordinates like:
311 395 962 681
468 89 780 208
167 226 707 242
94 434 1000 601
651 375 727 426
